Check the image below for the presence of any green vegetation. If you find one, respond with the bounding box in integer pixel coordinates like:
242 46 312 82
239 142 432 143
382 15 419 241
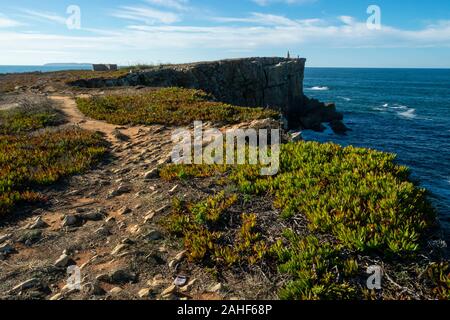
230 142 435 254
272 233 358 300
76 88 279 126
427 262 450 299
162 140 441 299
0 98 106 216
166 192 268 267
0 98 65 134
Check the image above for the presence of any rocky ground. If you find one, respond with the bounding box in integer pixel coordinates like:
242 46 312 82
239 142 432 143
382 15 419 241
0 93 276 300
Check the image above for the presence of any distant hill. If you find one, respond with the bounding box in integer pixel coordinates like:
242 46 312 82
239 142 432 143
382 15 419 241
44 63 92 67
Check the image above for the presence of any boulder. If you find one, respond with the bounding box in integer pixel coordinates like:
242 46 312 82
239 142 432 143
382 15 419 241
329 120 350 135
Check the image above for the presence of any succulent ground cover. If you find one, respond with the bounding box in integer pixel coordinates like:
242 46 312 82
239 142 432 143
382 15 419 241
160 141 449 299
0 97 106 216
76 87 279 126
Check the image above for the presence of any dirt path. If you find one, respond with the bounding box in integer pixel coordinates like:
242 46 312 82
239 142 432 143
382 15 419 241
51 95 146 143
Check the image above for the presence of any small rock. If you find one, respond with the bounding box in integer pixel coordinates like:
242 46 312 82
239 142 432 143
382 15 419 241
62 215 79 227
78 210 104 221
0 233 11 244
111 244 128 255
109 184 131 197
49 293 63 300
96 273 110 282
158 156 171 165
138 288 152 298
0 242 14 254
105 216 116 223
19 230 42 245
27 216 48 230
54 253 71 268
329 120 350 135
117 206 132 215
143 230 163 241
109 287 123 295
128 225 141 235
143 168 158 180
95 226 111 237
169 250 187 269
161 284 177 297
108 269 136 284
12 278 40 292
121 238 134 245
207 283 223 293
155 205 168 214
174 250 187 262
82 281 105 296
113 129 130 141
147 275 166 290
168 185 179 194
143 211 155 223
180 278 197 293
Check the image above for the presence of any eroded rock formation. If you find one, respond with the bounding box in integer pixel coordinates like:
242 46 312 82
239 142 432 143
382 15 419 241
71 57 346 132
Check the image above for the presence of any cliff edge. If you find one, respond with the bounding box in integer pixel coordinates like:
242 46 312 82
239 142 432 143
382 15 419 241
70 57 346 132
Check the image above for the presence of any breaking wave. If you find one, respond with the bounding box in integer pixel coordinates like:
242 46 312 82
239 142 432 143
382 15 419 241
397 108 417 119
307 86 329 91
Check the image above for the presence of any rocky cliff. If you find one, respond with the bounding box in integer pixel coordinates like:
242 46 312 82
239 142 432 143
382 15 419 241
71 57 345 131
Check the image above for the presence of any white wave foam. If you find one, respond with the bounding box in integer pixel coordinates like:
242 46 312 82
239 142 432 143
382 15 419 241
307 86 329 91
382 103 389 107
338 96 351 101
391 104 408 110
398 108 417 119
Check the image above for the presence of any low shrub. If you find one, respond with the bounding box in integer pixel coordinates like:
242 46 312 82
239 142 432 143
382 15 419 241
166 193 268 267
76 87 279 126
0 97 65 134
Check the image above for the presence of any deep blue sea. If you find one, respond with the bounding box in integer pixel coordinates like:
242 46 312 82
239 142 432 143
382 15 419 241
303 68 450 240
0 65 92 74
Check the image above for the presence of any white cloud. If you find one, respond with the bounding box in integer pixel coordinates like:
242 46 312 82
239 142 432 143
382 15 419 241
0 14 23 28
2 12 450 64
20 9 67 25
144 0 190 11
252 0 317 6
111 6 180 24
214 12 303 27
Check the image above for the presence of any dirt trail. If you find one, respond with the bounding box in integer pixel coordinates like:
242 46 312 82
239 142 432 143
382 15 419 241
0 96 184 299
51 95 145 143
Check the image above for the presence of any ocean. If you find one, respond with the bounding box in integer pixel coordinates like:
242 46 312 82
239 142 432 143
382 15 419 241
0 65 92 74
303 68 450 240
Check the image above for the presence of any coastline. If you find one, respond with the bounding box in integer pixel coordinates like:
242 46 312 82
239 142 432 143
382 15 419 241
0 59 448 300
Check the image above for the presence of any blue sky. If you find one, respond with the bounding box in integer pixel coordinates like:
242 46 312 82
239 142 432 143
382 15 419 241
1 0 450 67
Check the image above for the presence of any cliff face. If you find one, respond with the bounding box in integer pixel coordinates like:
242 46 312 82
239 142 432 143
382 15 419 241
72 58 304 117
71 57 345 131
